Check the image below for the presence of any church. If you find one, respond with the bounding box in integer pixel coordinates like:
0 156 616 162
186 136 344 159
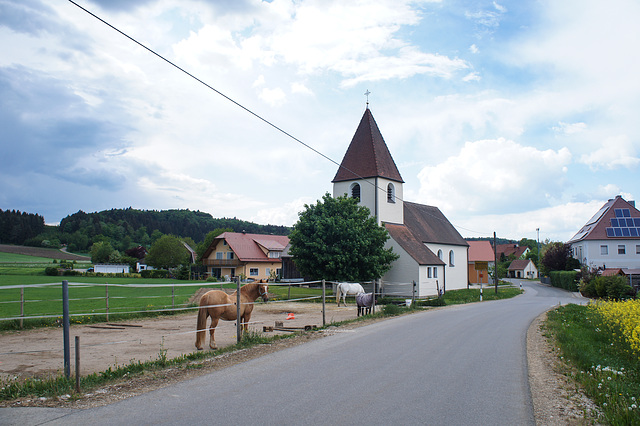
332 107 469 297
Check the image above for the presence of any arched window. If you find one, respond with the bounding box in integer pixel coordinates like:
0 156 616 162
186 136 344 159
449 250 455 267
387 183 395 203
437 249 443 260
350 183 361 201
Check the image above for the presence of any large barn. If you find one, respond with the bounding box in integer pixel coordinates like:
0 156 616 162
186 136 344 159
332 108 468 297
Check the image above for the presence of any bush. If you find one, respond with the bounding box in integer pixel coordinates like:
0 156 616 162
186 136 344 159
140 269 170 279
549 270 579 291
44 267 59 276
206 276 218 283
581 275 634 300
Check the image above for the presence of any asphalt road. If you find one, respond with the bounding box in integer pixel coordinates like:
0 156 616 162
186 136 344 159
1 280 585 426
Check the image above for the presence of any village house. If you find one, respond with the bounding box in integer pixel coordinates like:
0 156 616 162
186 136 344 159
495 243 529 261
332 107 469 297
568 195 640 273
507 259 538 279
201 232 289 281
467 240 495 285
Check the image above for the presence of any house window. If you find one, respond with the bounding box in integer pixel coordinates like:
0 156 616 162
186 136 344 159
265 268 271 277
268 251 281 258
216 252 223 260
249 268 258 276
350 183 361 201
427 267 432 278
449 250 455 267
387 183 395 203
438 249 443 260
600 245 608 256
227 252 234 260
434 268 438 278
618 245 626 255
637 245 640 255
276 268 282 277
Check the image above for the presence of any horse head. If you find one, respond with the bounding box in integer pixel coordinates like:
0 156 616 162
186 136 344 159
257 283 269 302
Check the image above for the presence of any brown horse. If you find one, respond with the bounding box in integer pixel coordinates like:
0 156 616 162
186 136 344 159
195 282 269 350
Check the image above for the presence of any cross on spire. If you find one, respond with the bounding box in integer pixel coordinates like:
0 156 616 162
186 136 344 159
364 90 371 108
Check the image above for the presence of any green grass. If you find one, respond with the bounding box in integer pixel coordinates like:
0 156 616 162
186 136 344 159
0 252 57 263
545 304 640 424
441 286 523 305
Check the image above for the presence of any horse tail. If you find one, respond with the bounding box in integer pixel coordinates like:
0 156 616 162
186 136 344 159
195 301 208 350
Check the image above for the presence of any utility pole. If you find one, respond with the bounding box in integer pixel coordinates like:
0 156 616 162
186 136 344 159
494 231 498 294
537 228 541 279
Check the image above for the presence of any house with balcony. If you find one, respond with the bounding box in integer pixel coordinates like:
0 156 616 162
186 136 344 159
568 195 640 272
201 232 289 281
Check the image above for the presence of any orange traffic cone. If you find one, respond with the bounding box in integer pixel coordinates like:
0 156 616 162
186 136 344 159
286 312 295 320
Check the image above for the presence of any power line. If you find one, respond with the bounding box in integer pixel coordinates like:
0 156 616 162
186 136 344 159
66 0 491 237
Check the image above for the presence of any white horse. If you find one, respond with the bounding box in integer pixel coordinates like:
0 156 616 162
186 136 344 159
336 282 365 306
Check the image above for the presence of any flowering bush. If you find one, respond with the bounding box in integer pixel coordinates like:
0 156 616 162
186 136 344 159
591 299 640 357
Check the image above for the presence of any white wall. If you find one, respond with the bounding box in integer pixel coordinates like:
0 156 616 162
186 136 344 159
95 264 130 274
572 240 640 270
425 243 468 292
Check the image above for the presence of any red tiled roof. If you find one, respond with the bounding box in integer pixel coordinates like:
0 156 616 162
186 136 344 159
332 108 404 183
568 196 640 242
202 232 289 263
496 244 528 259
467 240 494 262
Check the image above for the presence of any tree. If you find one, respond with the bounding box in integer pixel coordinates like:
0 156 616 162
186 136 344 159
289 193 399 282
145 235 190 270
90 241 116 263
540 242 579 275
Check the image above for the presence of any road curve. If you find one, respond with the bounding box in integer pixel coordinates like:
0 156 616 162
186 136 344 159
1 280 585 425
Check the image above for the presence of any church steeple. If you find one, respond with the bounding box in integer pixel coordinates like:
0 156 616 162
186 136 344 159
332 109 404 184
332 108 404 225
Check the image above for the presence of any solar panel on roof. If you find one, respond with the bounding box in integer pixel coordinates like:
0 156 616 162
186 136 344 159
607 228 615 237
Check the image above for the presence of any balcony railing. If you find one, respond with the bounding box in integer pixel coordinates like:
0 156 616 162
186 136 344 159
202 259 243 267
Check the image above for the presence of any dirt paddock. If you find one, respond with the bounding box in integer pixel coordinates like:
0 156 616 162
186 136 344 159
0 301 357 380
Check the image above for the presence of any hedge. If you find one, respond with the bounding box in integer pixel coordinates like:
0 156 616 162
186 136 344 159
549 270 579 292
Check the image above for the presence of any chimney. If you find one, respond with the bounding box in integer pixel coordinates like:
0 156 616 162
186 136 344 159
630 200 636 208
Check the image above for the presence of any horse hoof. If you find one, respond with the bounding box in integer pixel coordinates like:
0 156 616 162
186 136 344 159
196 347 203 351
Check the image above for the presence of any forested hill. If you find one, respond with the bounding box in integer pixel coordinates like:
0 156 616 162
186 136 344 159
59 208 290 248
1 208 290 253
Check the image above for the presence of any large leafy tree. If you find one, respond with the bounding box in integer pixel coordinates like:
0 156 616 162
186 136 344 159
289 193 399 282
540 242 580 275
146 235 190 269
90 241 115 263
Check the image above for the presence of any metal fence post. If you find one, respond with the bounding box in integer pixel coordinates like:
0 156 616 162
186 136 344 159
172 285 175 309
62 280 70 379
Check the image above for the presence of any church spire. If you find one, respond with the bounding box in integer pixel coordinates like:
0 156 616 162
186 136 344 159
332 108 404 183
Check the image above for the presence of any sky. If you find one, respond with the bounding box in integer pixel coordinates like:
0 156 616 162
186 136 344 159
1 0 638 243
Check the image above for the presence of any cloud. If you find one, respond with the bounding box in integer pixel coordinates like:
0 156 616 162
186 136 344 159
416 138 572 215
579 135 640 170
552 121 587 135
259 87 286 107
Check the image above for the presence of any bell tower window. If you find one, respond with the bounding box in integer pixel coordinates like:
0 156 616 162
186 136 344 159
350 183 361 201
387 183 395 203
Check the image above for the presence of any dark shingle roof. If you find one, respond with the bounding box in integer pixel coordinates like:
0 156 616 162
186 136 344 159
385 223 444 266
403 202 468 246
332 108 404 183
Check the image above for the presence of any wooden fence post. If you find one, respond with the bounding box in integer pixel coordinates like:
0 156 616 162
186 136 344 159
322 279 326 327
105 282 109 321
236 276 241 343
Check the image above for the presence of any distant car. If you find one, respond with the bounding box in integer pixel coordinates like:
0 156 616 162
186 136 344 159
86 267 94 273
